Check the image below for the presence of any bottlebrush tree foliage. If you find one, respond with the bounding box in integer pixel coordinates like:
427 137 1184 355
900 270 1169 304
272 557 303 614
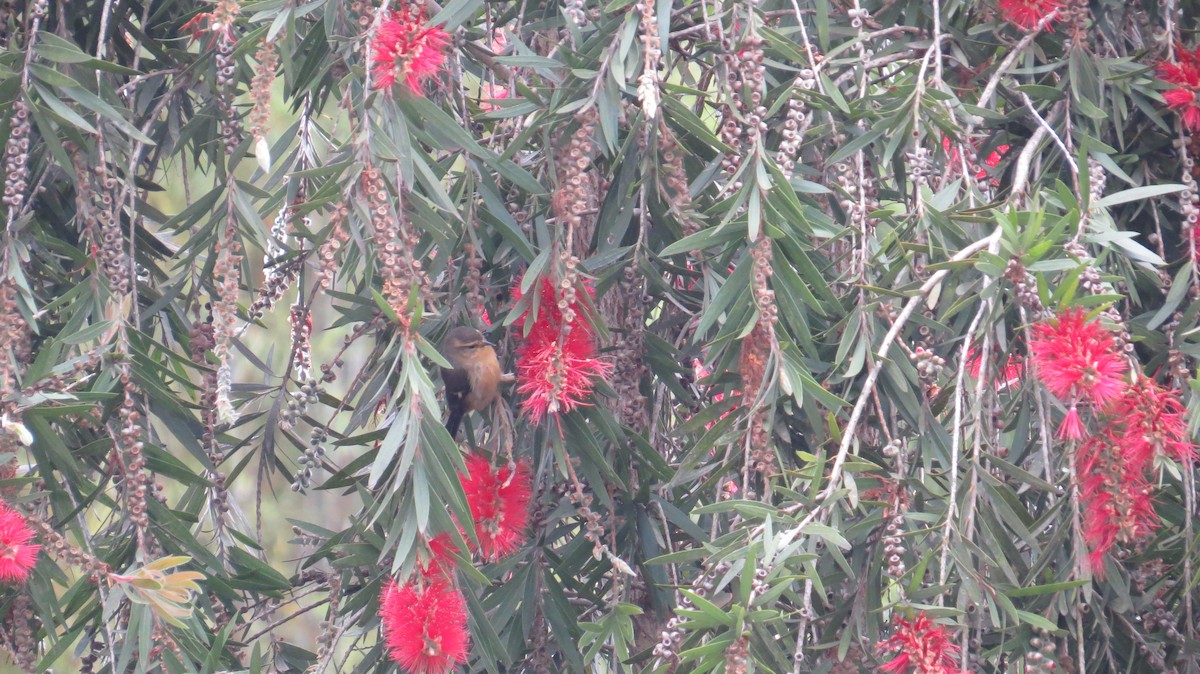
2 0 1200 669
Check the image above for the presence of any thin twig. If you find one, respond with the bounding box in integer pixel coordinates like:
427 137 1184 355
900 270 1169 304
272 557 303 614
1020 92 1079 179
939 289 988 593
1011 124 1052 198
118 69 180 98
1067 439 1088 674
833 50 921 86
1018 304 1057 487
800 228 1001 515
243 596 331 645
95 0 115 60
972 10 1061 119
60 493 120 669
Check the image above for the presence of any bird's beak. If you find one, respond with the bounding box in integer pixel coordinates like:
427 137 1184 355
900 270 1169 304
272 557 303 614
482 338 497 347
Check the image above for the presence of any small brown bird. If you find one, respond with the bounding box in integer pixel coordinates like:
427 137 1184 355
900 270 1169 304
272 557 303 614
441 326 503 438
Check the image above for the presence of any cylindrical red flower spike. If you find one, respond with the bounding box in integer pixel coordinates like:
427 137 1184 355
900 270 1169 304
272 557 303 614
966 346 1025 392
976 144 1011 179
876 612 967 674
1158 45 1200 132
458 454 532 561
998 0 1061 30
1029 309 1128 438
1078 431 1160 575
370 9 450 95
380 578 470 674
1105 379 1193 468
0 502 39 584
1076 379 1193 573
514 335 612 422
512 276 612 423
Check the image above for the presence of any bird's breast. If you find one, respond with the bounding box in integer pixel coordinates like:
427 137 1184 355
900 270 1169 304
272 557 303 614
465 349 502 411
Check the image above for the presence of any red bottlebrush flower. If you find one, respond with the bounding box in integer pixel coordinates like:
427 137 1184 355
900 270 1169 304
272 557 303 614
983 145 1010 168
1078 431 1160 574
183 0 238 44
876 612 965 674
1161 84 1200 131
966 347 1025 392
1158 45 1200 132
515 337 611 422
1029 309 1127 408
1159 44 1200 89
1164 88 1198 106
182 12 214 41
370 10 451 95
941 136 1018 185
1163 89 1200 132
512 276 612 423
1107 379 1194 468
975 144 1011 179
0 503 39 584
458 454 532 561
380 579 470 674
997 0 1061 30
181 11 232 47
1075 380 1192 572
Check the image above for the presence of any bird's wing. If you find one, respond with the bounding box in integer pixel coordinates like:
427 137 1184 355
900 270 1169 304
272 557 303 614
441 366 471 438
441 366 471 404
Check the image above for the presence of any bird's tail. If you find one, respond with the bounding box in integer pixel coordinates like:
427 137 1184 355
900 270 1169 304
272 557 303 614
445 408 464 439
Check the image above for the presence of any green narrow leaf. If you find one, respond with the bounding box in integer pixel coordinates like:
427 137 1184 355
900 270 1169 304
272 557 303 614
1094 183 1185 208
